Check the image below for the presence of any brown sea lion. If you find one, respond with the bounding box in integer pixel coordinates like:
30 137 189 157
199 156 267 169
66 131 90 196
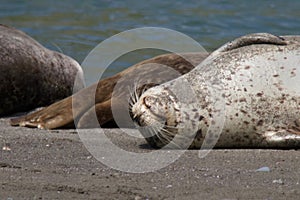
10 52 209 129
0 24 85 116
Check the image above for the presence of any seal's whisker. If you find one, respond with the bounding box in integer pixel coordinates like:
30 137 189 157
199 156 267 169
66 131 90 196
151 118 177 134
128 78 145 111
153 118 178 132
154 129 169 145
160 128 176 141
149 126 160 138
159 129 182 148
140 127 152 138
136 114 182 148
161 123 178 129
128 93 136 108
148 119 182 148
141 82 150 95
133 79 141 102
128 84 140 113
144 124 167 144
128 86 136 103
158 130 172 142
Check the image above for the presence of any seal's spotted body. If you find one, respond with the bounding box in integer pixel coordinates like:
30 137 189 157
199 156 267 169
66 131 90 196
132 33 300 149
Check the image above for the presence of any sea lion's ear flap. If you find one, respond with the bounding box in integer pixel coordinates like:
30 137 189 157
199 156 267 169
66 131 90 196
213 33 287 54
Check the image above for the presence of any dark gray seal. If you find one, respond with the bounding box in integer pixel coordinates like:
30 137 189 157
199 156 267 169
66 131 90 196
0 24 84 116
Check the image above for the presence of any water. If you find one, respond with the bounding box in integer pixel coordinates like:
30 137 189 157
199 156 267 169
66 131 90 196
1 0 300 85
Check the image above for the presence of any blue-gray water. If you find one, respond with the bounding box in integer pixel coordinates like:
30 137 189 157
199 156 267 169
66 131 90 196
1 0 300 85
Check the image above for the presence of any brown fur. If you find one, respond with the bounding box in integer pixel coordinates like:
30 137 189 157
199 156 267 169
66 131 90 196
10 52 209 129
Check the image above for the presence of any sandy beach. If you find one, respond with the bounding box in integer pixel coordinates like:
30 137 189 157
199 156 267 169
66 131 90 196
0 118 299 199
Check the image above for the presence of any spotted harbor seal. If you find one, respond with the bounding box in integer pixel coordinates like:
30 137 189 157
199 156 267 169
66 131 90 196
131 33 300 149
10 52 209 129
0 24 85 116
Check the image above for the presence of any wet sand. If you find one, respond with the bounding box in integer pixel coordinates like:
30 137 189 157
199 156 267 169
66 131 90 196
0 118 299 200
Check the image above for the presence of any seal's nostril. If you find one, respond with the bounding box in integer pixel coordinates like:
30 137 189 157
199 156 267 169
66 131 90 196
143 96 157 109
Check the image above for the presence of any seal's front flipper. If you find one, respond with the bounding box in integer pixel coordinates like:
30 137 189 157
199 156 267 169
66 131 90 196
287 129 300 135
212 33 287 56
287 119 300 135
281 35 300 43
263 130 300 149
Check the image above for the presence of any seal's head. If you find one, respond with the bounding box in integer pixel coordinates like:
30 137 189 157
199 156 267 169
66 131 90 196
130 82 204 149
130 85 191 148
